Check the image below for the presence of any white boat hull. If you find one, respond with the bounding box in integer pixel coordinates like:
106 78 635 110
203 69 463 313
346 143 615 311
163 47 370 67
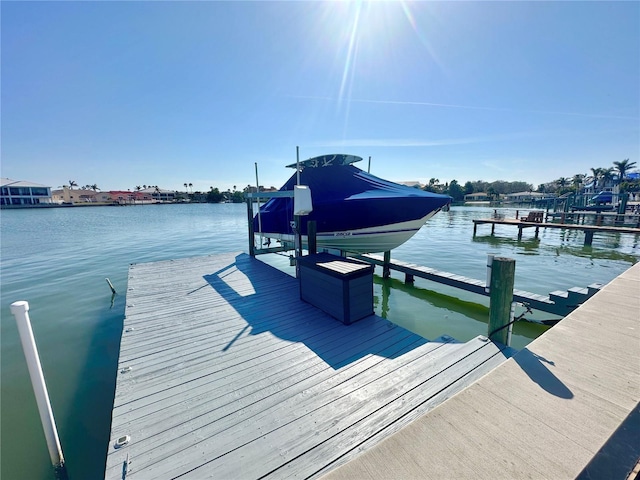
258 211 439 253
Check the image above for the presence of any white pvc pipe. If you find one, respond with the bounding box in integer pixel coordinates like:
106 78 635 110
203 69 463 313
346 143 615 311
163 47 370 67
508 301 516 347
296 146 300 186
255 162 263 246
10 301 65 467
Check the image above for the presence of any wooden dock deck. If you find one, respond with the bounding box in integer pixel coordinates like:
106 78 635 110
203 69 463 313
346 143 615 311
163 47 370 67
105 252 514 479
324 262 640 480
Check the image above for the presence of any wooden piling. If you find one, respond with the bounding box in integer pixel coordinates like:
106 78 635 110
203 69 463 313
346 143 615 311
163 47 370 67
307 220 317 255
488 257 515 345
584 230 594 246
383 251 391 279
246 198 255 257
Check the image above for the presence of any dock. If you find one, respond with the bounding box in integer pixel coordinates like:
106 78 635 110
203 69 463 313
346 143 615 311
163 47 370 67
355 253 600 317
105 252 514 479
473 216 640 246
323 262 640 480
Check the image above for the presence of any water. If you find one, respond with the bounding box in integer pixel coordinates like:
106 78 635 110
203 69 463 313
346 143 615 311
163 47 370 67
1 204 637 479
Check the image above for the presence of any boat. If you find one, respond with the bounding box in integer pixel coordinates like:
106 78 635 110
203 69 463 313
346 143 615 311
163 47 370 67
252 154 451 253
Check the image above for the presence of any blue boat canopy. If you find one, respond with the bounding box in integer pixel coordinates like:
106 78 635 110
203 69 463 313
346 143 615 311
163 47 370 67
255 157 451 237
286 154 362 169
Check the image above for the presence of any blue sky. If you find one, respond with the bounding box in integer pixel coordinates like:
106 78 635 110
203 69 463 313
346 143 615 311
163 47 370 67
2 1 638 192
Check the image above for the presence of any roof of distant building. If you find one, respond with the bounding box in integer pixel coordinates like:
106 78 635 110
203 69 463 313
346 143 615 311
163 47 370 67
396 181 424 188
1 177 50 188
140 187 175 194
505 191 546 197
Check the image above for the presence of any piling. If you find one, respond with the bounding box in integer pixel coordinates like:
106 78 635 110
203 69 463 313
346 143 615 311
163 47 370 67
246 198 255 256
307 220 317 255
487 257 515 345
382 251 391 278
10 301 66 475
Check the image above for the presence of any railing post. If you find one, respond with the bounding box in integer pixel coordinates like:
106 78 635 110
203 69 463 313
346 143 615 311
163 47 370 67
488 257 515 345
10 301 66 472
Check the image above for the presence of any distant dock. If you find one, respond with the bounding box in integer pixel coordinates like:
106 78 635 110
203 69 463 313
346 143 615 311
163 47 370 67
473 211 640 246
355 253 601 318
105 252 513 479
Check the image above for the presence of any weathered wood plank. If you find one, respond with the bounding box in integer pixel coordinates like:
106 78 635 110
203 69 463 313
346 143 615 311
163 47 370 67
105 253 514 479
322 263 640 480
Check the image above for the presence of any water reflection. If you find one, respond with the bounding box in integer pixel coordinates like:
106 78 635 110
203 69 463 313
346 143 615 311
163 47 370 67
473 234 638 263
372 274 550 347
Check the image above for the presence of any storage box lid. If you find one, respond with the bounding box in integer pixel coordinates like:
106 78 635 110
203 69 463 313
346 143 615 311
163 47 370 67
298 253 373 278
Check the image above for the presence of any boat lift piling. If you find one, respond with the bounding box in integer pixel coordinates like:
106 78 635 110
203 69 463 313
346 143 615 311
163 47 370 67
487 257 516 345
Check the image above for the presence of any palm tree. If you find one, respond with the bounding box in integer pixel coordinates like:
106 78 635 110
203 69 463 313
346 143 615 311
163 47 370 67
572 174 585 192
68 180 77 190
91 184 100 192
425 178 441 193
556 177 568 191
184 183 188 192
613 159 637 183
601 167 614 188
188 183 193 193
590 168 603 189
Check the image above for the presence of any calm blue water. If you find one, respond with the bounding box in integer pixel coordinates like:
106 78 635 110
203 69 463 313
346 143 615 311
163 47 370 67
1 204 638 479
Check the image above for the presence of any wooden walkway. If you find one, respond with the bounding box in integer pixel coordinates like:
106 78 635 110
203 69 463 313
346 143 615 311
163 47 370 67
105 252 514 479
324 262 640 480
473 217 640 246
355 254 599 317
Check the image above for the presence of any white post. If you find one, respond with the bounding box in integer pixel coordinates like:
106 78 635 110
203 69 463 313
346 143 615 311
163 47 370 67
254 162 263 246
508 301 516 347
10 301 65 468
296 146 300 186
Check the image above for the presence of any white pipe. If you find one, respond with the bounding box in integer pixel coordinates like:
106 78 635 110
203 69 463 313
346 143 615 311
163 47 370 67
296 146 300 186
508 301 516 347
10 301 65 468
254 162 262 246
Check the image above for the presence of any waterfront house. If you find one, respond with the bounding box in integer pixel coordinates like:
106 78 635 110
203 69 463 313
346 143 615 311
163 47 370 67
51 186 103 204
503 191 546 204
464 192 491 204
0 178 52 206
140 187 176 202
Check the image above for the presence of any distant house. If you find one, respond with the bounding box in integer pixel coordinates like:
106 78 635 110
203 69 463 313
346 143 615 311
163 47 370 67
503 191 546 203
140 187 176 202
1 178 52 206
108 190 153 205
51 186 100 204
464 192 491 203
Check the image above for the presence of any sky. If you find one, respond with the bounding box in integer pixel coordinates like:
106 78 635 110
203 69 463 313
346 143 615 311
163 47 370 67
2 1 639 193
